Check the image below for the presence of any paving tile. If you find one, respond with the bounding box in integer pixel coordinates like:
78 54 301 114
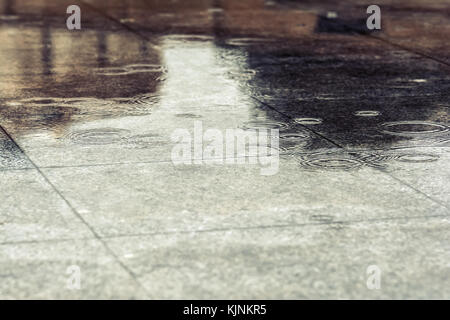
0 169 92 243
0 0 449 300
0 239 148 299
41 157 448 237
104 217 450 299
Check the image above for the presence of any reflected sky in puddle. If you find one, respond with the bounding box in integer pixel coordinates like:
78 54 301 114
0 0 448 167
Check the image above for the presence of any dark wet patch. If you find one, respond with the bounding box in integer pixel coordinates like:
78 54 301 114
315 16 372 34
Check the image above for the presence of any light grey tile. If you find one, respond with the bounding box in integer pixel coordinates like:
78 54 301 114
42 157 448 237
0 169 92 243
0 239 148 299
104 217 450 299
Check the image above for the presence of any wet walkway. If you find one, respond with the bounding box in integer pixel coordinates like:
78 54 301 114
0 0 449 299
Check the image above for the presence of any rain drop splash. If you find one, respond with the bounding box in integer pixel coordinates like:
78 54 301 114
294 118 323 125
296 151 364 170
65 128 130 145
241 120 289 131
354 110 381 117
395 154 440 163
279 133 310 153
380 121 449 137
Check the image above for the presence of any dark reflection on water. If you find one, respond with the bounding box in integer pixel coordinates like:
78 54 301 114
0 0 448 170
315 15 370 34
41 23 52 75
3 0 14 15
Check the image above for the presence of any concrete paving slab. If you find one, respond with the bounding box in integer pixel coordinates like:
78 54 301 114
0 169 92 243
41 157 448 238
0 239 148 299
104 217 450 299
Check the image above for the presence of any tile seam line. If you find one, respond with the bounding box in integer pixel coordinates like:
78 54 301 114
101 213 450 239
1 212 448 246
318 15 450 69
368 34 450 69
251 96 450 211
0 124 150 296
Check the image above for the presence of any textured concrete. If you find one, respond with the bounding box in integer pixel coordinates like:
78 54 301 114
0 0 449 299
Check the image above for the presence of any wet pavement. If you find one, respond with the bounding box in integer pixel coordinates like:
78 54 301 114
0 0 449 299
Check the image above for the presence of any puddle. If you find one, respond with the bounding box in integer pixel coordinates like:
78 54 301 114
8 97 110 108
65 128 131 145
380 121 449 136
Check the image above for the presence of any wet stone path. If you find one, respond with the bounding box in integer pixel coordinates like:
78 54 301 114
0 0 449 299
